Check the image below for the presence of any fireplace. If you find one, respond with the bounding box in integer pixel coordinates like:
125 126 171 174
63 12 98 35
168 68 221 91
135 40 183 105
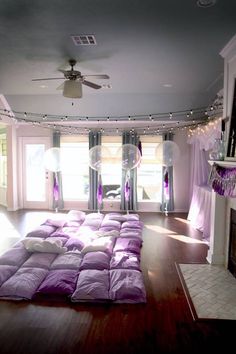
228 208 236 278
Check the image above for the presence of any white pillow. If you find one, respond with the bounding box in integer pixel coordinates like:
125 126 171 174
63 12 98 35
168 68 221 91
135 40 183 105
81 237 113 254
22 237 43 250
67 210 86 221
22 237 67 254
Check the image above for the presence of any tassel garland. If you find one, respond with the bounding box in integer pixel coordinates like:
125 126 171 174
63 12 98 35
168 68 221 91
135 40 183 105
208 163 236 197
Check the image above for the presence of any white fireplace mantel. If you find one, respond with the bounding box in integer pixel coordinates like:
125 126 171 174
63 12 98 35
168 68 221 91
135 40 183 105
208 160 236 168
207 160 236 265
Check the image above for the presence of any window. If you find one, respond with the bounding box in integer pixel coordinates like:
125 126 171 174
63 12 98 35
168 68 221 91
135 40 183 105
101 136 122 200
137 136 162 202
60 136 89 200
0 133 7 187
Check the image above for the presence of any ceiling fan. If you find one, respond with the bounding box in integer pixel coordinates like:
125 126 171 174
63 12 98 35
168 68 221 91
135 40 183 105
32 59 110 98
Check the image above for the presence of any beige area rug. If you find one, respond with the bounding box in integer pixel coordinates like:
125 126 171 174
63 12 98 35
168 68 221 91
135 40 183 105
176 263 236 320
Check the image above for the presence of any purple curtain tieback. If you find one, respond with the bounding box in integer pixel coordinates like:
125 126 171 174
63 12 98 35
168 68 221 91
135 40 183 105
208 163 236 197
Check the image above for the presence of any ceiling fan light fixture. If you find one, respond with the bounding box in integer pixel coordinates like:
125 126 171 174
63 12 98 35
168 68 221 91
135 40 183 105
196 0 216 8
63 80 82 98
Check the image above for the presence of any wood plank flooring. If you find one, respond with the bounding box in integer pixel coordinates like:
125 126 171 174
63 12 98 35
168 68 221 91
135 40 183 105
0 207 235 354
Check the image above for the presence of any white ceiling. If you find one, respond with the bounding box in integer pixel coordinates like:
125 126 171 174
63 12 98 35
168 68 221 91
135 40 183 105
0 0 235 119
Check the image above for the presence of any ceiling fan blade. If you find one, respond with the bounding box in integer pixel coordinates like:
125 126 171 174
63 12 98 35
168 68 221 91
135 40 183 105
56 82 65 90
58 69 67 74
83 74 110 79
83 80 102 89
32 78 64 81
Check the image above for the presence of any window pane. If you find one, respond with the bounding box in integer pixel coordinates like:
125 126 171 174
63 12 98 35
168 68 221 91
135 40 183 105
137 139 162 201
25 144 45 201
102 138 122 200
60 138 89 201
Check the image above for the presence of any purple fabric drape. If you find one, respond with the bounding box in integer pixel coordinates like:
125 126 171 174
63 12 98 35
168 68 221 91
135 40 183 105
97 181 103 206
125 178 130 202
53 173 59 202
189 141 210 203
163 169 169 201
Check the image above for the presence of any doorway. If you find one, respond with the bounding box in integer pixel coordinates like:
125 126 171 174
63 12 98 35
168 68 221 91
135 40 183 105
21 137 51 209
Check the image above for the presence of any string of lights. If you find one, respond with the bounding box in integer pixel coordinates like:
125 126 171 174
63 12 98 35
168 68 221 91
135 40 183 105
0 104 223 136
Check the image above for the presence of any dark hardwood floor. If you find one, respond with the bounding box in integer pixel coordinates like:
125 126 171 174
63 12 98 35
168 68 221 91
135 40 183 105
0 207 235 354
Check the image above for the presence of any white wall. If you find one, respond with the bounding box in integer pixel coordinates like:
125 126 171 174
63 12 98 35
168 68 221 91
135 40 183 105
16 124 52 138
173 130 191 212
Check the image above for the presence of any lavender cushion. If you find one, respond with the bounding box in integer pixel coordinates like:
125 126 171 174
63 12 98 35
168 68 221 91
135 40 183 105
110 252 140 270
64 237 85 251
50 252 82 270
64 220 82 227
104 213 127 222
109 269 146 303
46 236 68 245
124 214 139 221
121 221 144 230
0 267 48 300
44 219 66 228
120 229 142 239
113 238 142 254
80 251 110 270
35 269 78 296
0 247 30 267
0 265 18 286
22 253 57 269
50 226 81 239
71 269 109 301
98 227 120 235
81 218 102 229
100 219 121 230
26 225 57 238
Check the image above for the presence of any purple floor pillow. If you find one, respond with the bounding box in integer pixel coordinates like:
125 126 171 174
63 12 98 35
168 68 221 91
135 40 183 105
0 267 48 300
80 251 110 271
0 265 18 287
71 269 109 301
45 236 68 246
64 237 85 251
113 238 142 254
0 247 30 267
104 213 127 222
121 221 144 230
124 214 140 221
26 225 57 238
35 269 78 297
22 252 57 269
100 219 121 230
50 226 81 239
119 229 142 239
110 251 141 271
109 269 146 303
50 252 82 270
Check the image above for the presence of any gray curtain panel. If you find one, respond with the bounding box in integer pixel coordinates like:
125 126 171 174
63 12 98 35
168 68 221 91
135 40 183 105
160 132 174 212
120 131 140 211
52 131 64 210
88 131 101 210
